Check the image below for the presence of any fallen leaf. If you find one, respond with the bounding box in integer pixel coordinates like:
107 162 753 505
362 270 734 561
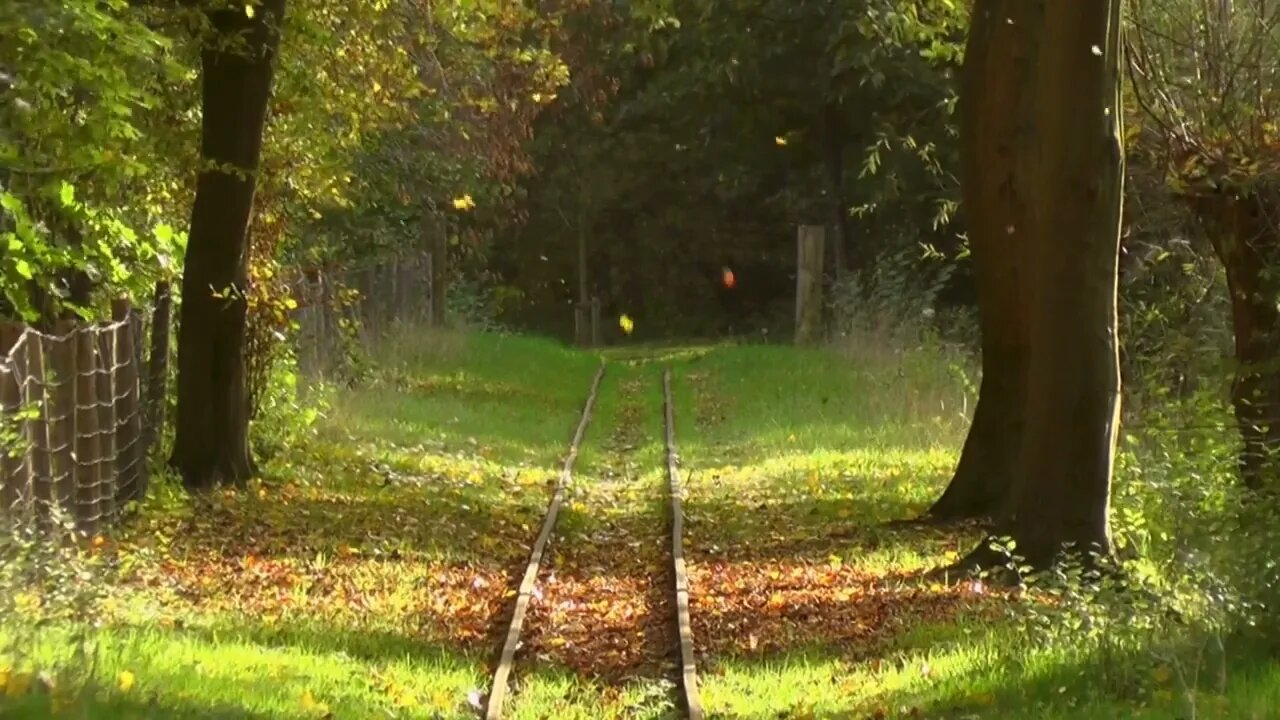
117 670 136 692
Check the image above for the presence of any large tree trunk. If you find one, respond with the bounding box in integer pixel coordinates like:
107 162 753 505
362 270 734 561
1190 190 1280 489
925 0 1032 522
170 0 286 491
997 0 1124 568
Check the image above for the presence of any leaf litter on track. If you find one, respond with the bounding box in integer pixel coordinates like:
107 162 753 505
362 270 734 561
520 371 679 682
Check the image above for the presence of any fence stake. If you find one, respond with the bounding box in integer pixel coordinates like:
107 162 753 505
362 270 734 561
145 281 172 456
73 324 102 535
95 319 118 525
795 225 826 344
48 322 78 529
0 324 26 516
113 299 145 507
25 334 51 523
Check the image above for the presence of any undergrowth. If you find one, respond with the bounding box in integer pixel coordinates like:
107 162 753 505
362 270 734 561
2 309 1278 718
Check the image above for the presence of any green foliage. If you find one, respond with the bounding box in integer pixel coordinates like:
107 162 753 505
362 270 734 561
0 508 112 709
1126 0 1280 191
0 0 192 320
499 0 968 338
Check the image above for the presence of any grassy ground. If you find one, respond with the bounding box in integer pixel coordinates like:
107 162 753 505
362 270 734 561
2 328 1277 719
0 331 597 719
670 337 1280 720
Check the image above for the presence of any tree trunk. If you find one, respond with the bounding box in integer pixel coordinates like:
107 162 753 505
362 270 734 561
821 102 850 279
575 181 592 346
144 280 171 454
925 0 1032 523
997 0 1124 568
430 216 449 327
170 0 286 491
1190 190 1280 489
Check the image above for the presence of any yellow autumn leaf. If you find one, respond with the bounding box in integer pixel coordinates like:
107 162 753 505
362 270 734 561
619 314 635 335
452 194 476 211
775 135 788 146
5 670 32 698
117 670 136 692
300 689 330 715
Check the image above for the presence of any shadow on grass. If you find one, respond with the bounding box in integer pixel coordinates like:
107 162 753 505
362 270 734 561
0 618 489 720
137 454 552 566
683 489 978 564
152 616 485 669
0 694 279 720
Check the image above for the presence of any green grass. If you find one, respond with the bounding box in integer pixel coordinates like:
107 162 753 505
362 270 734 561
668 334 1279 720
3 327 1276 719
0 330 602 719
333 330 602 466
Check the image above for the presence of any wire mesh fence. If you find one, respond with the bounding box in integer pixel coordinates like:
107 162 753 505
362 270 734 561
0 300 155 536
292 251 434 381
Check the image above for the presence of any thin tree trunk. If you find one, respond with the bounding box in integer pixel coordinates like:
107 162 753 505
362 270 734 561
144 280 171 455
170 0 286 491
822 102 850 279
925 0 1032 523
1190 190 1280 489
576 181 591 346
430 216 449 327
999 0 1124 568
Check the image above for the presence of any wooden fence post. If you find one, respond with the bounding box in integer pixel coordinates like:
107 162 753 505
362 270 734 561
73 324 102 535
795 225 826 345
24 334 51 522
113 299 145 507
94 320 117 525
0 324 27 517
145 281 171 456
590 297 601 348
47 322 78 528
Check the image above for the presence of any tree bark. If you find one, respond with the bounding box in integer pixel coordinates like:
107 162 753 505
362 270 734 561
575 180 592 346
997 0 1124 568
821 102 850 279
170 0 286 491
145 280 171 453
1189 190 1280 489
429 215 449 327
924 0 1032 523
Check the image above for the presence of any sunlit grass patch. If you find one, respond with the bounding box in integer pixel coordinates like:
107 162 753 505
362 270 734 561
669 342 1019 717
505 671 675 720
0 621 487 719
329 330 603 466
1 329 603 718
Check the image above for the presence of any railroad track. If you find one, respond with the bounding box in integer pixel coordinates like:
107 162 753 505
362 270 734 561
484 363 703 720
